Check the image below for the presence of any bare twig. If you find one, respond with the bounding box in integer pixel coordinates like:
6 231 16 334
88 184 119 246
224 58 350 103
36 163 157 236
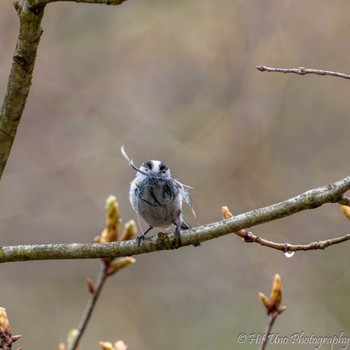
68 263 108 350
259 314 277 350
65 257 135 350
256 65 350 80
235 229 350 252
0 176 349 263
67 257 134 350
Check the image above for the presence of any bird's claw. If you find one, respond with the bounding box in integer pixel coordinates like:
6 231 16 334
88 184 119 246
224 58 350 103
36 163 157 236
174 227 182 246
136 234 145 246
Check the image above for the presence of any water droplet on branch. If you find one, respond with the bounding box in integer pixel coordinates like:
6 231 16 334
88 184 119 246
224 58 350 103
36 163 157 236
284 251 295 258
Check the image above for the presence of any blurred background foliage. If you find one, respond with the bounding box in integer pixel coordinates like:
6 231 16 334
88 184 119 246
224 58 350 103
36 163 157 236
1 0 350 349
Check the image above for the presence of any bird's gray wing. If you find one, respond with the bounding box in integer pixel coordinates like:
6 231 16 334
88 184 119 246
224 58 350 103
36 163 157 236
175 179 196 218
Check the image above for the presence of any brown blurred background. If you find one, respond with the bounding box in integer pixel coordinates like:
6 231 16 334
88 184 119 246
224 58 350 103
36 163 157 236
1 0 350 349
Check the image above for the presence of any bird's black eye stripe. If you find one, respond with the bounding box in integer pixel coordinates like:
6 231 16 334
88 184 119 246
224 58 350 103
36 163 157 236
159 162 168 172
142 161 153 170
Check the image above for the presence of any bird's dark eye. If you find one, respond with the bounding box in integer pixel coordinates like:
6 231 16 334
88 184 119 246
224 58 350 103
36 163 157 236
142 161 153 170
159 162 169 173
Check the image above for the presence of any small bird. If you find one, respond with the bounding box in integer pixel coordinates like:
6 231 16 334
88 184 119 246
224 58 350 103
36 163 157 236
121 146 195 245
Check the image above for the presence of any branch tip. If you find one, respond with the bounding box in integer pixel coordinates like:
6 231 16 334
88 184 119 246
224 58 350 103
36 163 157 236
256 65 350 80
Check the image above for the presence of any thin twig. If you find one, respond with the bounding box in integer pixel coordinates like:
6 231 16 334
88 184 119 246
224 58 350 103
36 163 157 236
68 262 109 350
65 197 135 350
259 314 277 350
235 229 350 252
0 176 349 263
256 65 350 80
66 257 135 349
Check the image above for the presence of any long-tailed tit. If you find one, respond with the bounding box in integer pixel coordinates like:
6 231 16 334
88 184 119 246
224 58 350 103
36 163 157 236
121 146 195 245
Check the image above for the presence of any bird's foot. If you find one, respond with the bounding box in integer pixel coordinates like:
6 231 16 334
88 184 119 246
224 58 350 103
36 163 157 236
136 234 145 246
174 227 182 247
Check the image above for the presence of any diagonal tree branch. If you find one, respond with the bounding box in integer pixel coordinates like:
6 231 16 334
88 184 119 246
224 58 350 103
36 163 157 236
0 176 349 264
256 65 350 80
0 2 45 180
0 0 127 181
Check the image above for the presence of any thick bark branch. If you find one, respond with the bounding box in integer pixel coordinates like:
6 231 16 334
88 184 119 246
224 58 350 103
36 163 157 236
0 176 349 264
0 0 126 180
0 2 44 180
